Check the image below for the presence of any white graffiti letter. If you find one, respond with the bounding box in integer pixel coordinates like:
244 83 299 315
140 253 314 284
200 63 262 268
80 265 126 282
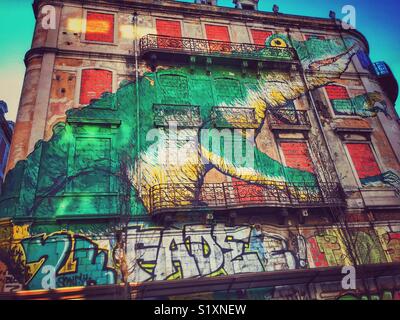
341 266 356 290
41 265 56 289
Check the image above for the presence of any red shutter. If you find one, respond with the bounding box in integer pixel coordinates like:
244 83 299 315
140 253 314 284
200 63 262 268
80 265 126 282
346 144 381 179
251 29 272 46
155 19 182 49
325 85 350 100
281 142 314 173
80 69 112 105
85 12 114 43
156 19 182 37
205 24 231 52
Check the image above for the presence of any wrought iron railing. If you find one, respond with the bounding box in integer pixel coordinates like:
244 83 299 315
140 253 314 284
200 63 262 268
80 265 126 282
211 106 258 128
140 34 296 62
153 104 202 127
267 108 311 127
147 180 344 214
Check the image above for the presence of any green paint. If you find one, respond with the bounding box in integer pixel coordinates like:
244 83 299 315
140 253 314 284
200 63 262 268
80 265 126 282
0 34 375 220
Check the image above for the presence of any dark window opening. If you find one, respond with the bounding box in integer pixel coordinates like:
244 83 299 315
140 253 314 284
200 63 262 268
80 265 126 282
241 4 255 10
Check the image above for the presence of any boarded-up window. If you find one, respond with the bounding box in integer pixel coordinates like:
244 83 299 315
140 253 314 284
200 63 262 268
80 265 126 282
159 74 189 104
281 142 315 174
251 29 272 46
325 85 354 115
346 143 381 183
214 78 242 105
205 24 231 52
72 138 111 193
80 69 112 105
156 19 182 49
326 85 350 100
85 12 114 43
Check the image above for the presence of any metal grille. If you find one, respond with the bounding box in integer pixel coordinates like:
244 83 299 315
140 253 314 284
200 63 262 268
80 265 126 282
140 34 296 61
153 104 202 127
267 108 311 127
211 106 258 128
148 180 344 214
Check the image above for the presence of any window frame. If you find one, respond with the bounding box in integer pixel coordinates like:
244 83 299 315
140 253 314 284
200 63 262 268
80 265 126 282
249 29 274 46
81 9 118 45
343 141 385 188
75 67 116 107
154 18 183 38
322 84 363 119
277 138 318 178
202 22 232 43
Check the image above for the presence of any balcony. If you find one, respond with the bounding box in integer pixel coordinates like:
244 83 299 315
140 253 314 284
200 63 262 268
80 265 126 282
153 104 202 127
211 106 258 128
147 180 344 215
139 34 297 68
266 108 311 132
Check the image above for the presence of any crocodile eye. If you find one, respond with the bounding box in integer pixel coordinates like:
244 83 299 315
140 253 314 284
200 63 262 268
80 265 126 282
270 37 287 48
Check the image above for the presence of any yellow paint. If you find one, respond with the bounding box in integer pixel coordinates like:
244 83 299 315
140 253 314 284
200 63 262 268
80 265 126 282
271 37 288 48
119 25 153 40
166 261 183 280
207 267 228 277
202 240 210 257
86 20 112 34
66 18 83 33
58 236 77 275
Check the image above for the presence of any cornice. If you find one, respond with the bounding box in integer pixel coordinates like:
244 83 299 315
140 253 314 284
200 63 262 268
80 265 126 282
32 0 370 52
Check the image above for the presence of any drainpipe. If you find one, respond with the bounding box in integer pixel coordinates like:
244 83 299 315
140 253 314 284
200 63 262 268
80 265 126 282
133 12 142 198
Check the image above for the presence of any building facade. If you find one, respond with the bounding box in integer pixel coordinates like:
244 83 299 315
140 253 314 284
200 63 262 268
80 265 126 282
0 101 14 182
1 0 400 299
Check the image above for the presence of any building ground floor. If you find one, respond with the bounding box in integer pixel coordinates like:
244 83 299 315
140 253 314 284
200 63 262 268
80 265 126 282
0 209 399 300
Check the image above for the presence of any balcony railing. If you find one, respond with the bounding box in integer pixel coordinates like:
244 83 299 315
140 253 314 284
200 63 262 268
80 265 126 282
267 108 311 129
147 180 344 214
153 104 202 127
211 106 258 128
139 34 296 62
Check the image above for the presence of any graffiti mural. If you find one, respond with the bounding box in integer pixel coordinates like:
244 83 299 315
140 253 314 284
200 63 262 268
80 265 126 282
0 261 22 293
2 231 116 291
0 221 399 292
124 224 307 282
0 26 397 298
338 290 400 300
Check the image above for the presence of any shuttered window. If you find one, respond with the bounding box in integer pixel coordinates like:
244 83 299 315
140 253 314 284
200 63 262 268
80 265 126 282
156 19 182 49
346 143 381 181
85 12 114 43
325 85 350 100
280 142 315 174
205 24 231 52
80 69 112 105
251 29 272 46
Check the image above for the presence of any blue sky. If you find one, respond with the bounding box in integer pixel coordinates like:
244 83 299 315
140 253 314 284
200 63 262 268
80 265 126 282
0 0 399 121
